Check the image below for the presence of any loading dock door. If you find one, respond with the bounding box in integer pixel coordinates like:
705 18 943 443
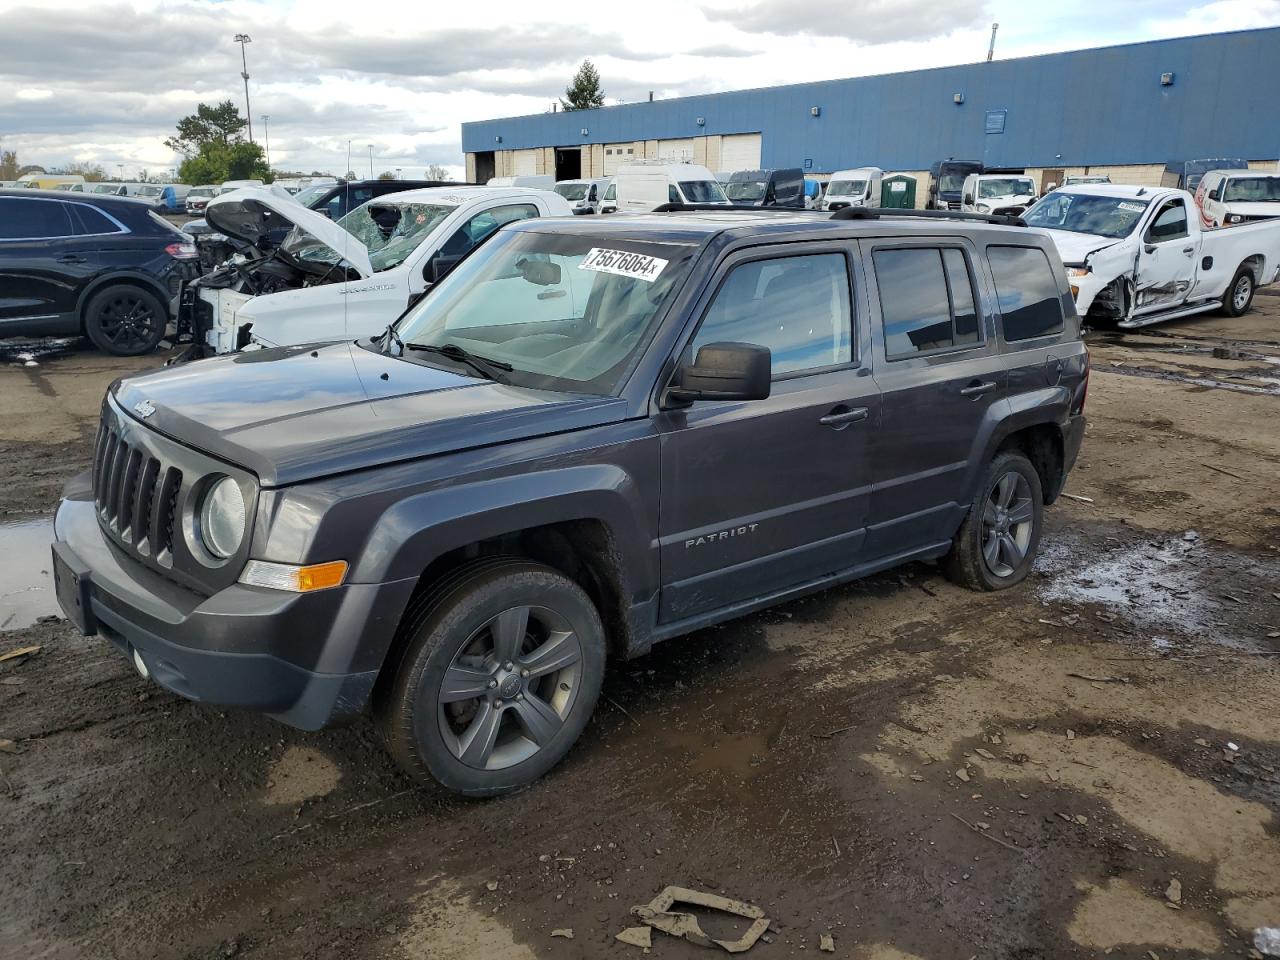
513 150 538 176
719 133 762 172
657 138 696 162
555 148 581 182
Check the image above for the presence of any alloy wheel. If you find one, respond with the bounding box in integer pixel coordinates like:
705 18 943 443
981 472 1034 578
437 604 583 771
96 293 161 352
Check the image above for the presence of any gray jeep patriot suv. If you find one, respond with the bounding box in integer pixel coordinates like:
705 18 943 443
53 207 1088 795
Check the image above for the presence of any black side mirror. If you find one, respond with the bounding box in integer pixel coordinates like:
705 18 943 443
665 342 771 406
426 254 462 284
964 193 975 205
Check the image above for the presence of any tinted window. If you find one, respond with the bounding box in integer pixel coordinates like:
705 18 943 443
0 198 74 239
692 253 852 377
1146 200 1189 242
874 247 982 358
71 204 121 235
988 246 1065 342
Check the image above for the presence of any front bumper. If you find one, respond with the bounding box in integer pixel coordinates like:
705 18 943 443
52 475 416 730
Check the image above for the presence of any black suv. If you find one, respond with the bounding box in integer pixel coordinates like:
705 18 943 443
52 208 1087 795
0 190 200 355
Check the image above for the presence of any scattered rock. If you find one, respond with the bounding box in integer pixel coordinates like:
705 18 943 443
1165 878 1182 903
0 739 17 754
975 748 997 760
485 881 499 892
955 768 971 783
616 926 652 949
819 933 835 952
551 928 573 939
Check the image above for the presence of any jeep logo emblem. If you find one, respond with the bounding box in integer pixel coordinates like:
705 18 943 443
134 400 156 419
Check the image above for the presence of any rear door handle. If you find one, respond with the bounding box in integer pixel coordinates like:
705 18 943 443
959 381 997 397
56 254 87 264
819 406 869 428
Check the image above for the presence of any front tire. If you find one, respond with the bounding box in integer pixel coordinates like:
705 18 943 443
1220 266 1255 317
83 285 168 356
942 451 1044 591
380 560 606 796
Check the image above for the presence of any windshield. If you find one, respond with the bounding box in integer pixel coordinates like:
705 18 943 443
138 185 162 197
1223 177 1280 202
679 180 728 203
938 174 967 193
392 230 696 395
92 184 118 194
554 183 589 201
827 179 866 198
187 187 214 198
725 180 767 201
979 178 1034 198
1024 193 1150 239
281 201 456 272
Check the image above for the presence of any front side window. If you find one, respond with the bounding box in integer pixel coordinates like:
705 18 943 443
0 198 73 240
668 183 681 203
604 183 616 201
394 230 697 395
691 253 853 377
874 247 982 359
436 203 539 263
1146 200 1189 243
988 245 1065 342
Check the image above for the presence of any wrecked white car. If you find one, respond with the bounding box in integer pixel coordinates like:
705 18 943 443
1023 184 1280 328
176 186 572 356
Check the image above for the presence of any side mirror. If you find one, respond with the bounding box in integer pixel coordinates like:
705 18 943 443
963 193 975 205
1045 182 1057 192
665 342 771 406
425 254 462 284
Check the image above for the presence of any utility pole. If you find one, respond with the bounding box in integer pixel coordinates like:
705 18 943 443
234 33 254 142
987 22 999 62
262 115 271 169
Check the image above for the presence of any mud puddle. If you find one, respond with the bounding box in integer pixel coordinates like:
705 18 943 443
1101 363 1280 395
0 337 81 366
0 517 57 630
1036 529 1280 651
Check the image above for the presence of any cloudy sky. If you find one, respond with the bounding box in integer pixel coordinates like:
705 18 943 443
1 0 1277 181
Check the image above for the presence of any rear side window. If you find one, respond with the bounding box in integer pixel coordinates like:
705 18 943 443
70 204 122 235
987 245 1065 342
0 197 74 240
873 247 983 359
691 253 853 377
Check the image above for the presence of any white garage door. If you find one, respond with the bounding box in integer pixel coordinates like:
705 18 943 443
720 133 762 173
657 138 696 161
603 143 638 176
512 149 538 176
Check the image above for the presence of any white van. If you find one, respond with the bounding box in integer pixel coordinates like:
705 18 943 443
221 178 265 193
486 175 555 190
553 178 610 215
1195 170 1280 227
961 173 1037 216
821 167 883 210
612 161 729 212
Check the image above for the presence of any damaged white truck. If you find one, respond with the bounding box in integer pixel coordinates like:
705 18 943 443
1023 184 1280 329
176 186 572 357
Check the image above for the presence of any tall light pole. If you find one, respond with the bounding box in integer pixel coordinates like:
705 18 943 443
262 114 271 169
234 33 254 142
368 144 374 178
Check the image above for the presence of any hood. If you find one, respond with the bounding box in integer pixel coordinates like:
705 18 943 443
205 188 374 278
1035 228 1125 266
110 343 627 486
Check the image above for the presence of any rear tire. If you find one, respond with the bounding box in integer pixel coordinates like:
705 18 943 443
378 560 606 796
942 451 1044 591
83 284 168 356
1219 266 1255 317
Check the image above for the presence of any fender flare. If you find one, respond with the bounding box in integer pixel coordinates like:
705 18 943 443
75 271 171 328
975 394 1070 499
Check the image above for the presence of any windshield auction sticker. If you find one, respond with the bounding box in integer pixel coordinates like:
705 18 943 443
579 248 669 282
1117 202 1146 213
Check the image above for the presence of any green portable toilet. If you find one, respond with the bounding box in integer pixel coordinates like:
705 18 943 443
880 175 917 209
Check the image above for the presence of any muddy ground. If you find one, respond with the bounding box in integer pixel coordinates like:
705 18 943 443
1 300 1278 960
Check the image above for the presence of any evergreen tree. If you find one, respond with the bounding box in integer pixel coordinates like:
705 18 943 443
561 60 605 112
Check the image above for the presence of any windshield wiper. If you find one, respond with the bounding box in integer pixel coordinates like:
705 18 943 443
406 342 513 380
378 323 404 356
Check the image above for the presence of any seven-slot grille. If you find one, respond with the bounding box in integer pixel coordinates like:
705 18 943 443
93 421 182 565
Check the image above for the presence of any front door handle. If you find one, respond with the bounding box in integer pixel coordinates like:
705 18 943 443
959 380 997 397
819 406 869 428
56 254 87 264
1182 246 1195 255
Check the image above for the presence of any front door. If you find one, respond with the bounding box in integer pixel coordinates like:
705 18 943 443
0 197 93 331
861 239 1007 557
1133 196 1197 314
656 245 880 623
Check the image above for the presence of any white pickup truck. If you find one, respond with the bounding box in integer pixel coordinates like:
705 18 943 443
1022 184 1280 329
180 186 572 356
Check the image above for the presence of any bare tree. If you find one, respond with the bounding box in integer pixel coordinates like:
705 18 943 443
426 163 450 180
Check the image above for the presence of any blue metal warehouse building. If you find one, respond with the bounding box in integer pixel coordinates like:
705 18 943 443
461 26 1279 199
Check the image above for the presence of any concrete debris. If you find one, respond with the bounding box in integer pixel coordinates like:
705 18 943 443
551 928 574 939
1165 878 1182 903
632 886 769 953
616 926 653 949
955 767 971 782
819 933 835 952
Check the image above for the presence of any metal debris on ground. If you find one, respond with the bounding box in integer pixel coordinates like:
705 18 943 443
1061 493 1095 503
616 926 653 949
1254 927 1280 957
632 886 769 953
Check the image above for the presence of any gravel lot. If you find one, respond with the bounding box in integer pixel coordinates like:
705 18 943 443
1 299 1278 960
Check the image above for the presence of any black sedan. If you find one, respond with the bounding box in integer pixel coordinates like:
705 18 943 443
0 189 200 355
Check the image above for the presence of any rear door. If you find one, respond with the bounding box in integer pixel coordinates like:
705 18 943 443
1133 196 1198 313
861 238 1006 557
656 244 880 623
0 197 95 332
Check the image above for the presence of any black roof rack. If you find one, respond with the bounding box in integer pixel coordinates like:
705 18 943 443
830 206 1027 227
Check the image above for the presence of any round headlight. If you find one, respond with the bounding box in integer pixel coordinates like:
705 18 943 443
200 477 246 559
